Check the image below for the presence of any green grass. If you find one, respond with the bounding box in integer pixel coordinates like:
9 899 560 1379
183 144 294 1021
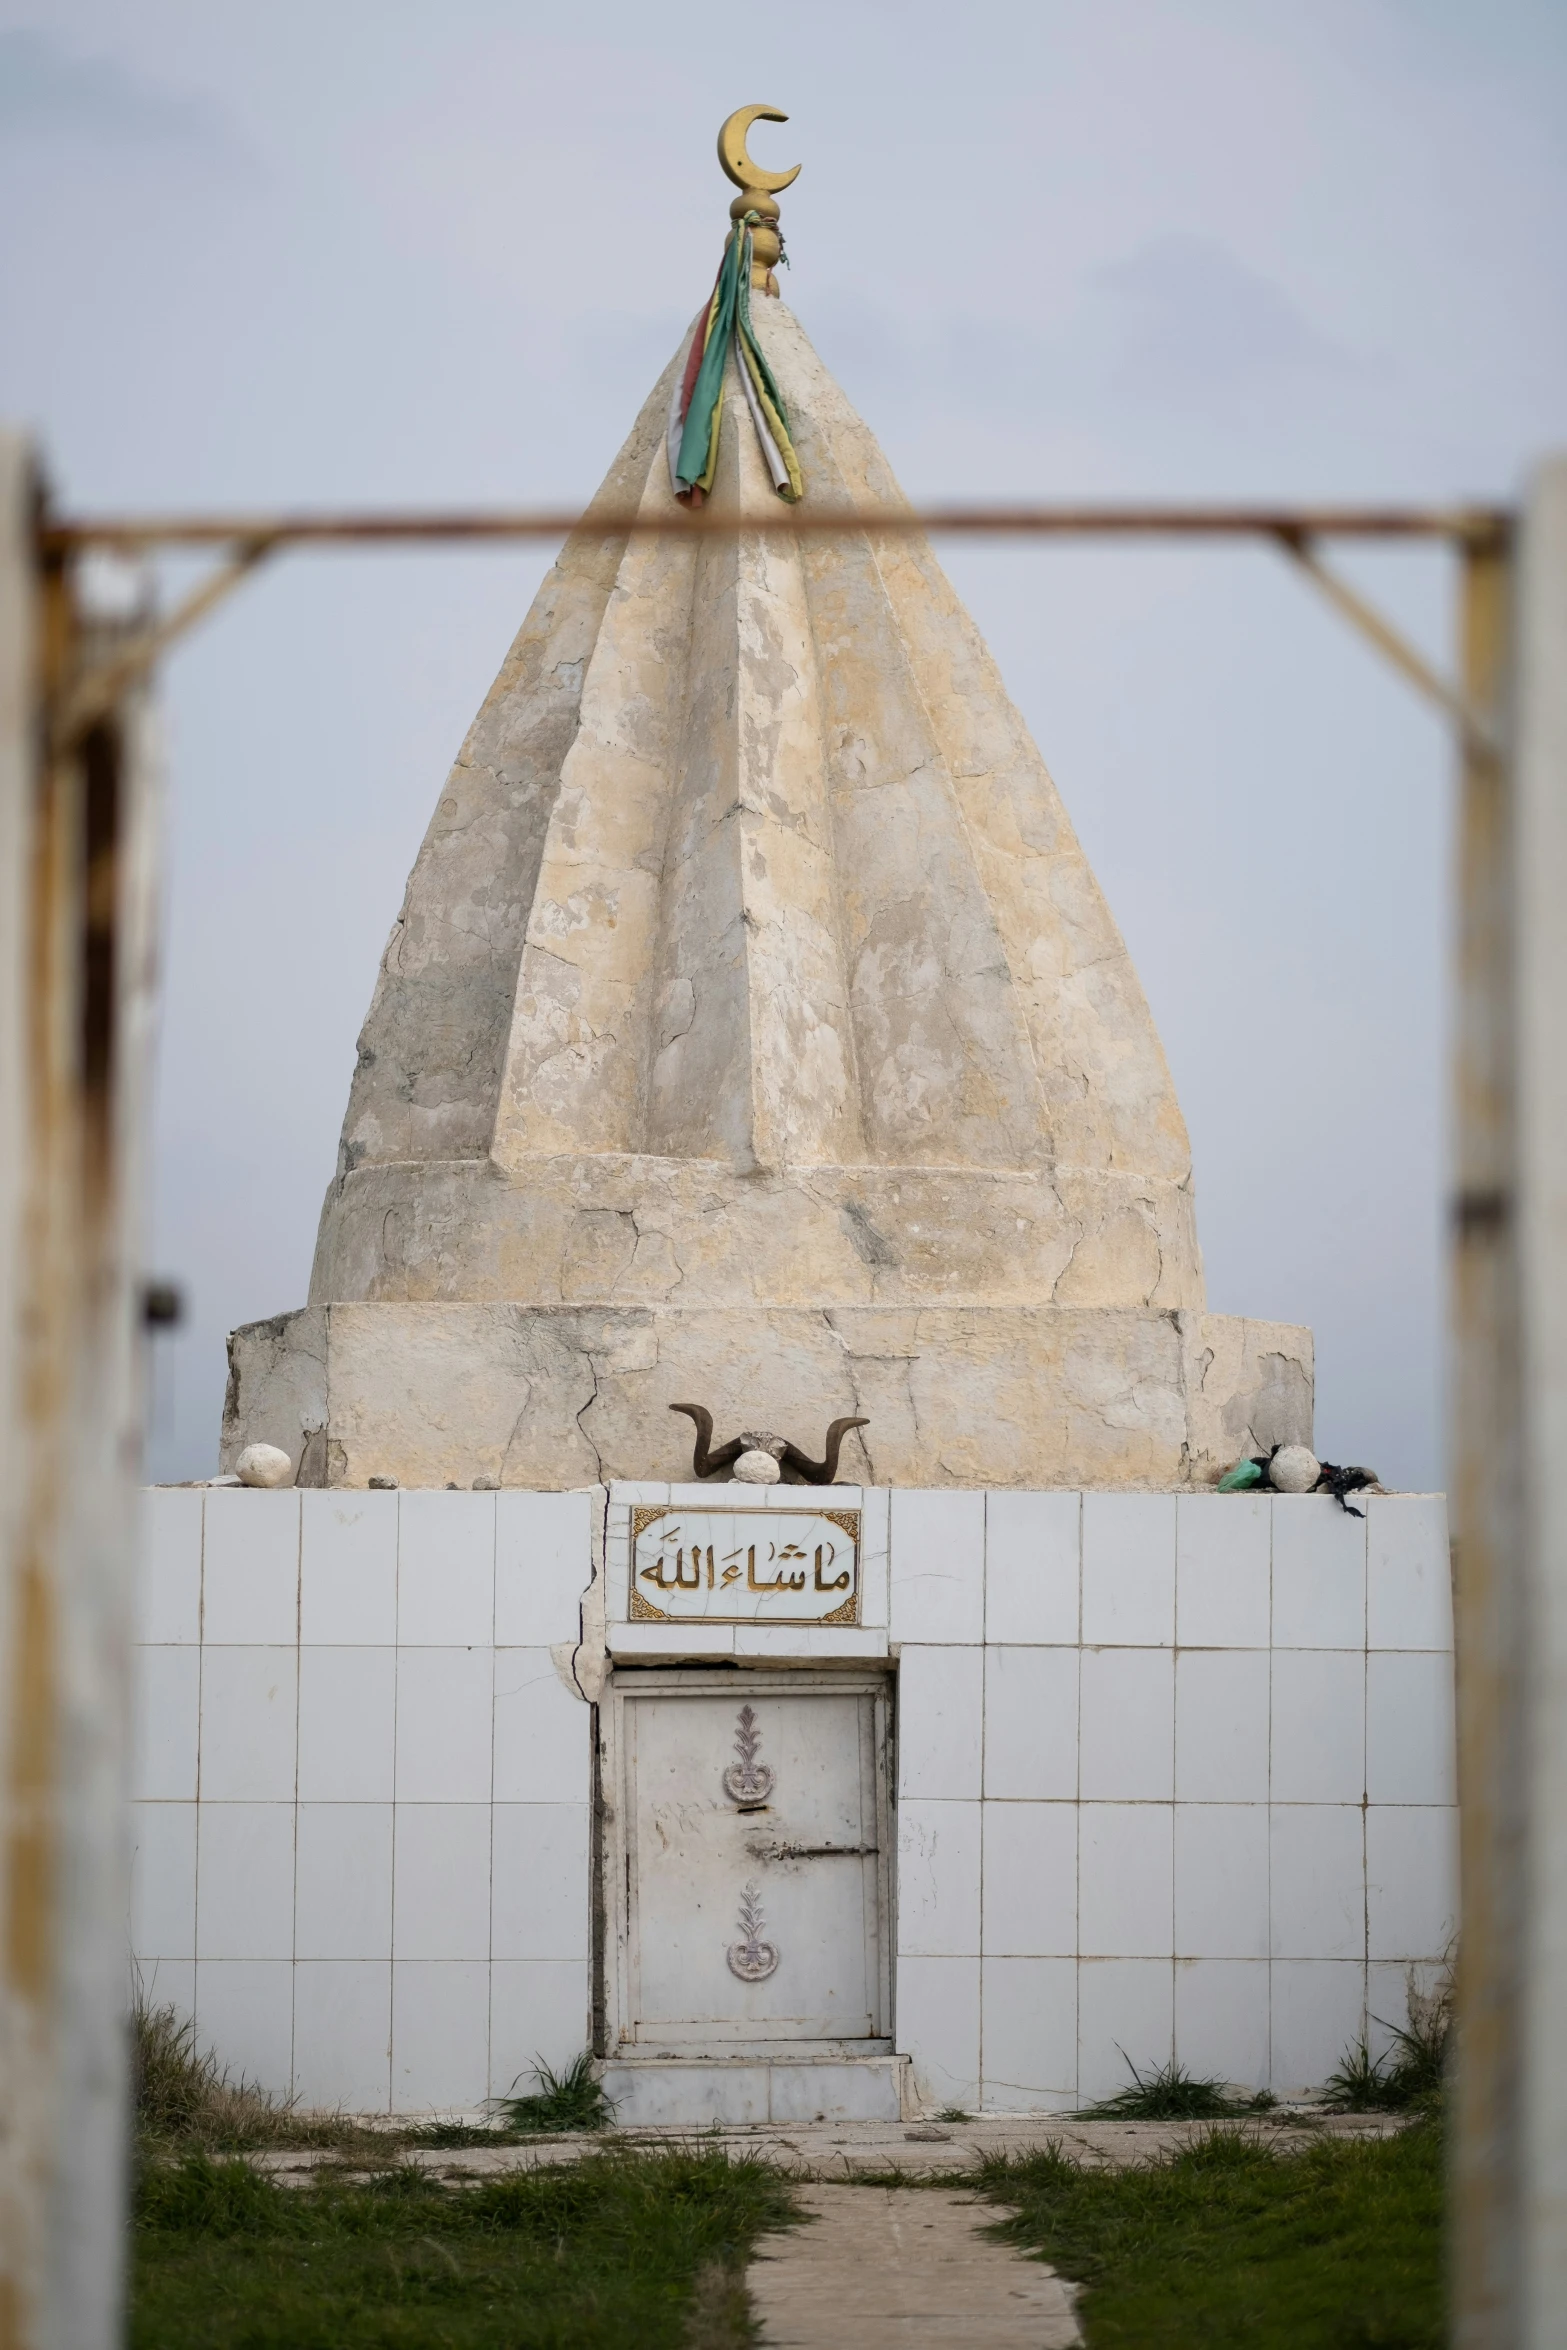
131 2149 797 2350
1085 2055 1278 2120
978 2117 1444 2348
133 1997 615 2156
497 2050 616 2135
1323 2009 1449 2115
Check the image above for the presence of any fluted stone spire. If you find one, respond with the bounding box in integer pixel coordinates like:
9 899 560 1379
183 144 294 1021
225 210 1310 1489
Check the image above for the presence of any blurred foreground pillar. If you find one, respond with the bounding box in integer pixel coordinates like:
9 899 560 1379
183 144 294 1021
1451 457 1567 2348
0 433 158 2349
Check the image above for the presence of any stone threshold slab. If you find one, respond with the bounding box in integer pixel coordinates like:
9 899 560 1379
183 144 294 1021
252 2110 1406 2184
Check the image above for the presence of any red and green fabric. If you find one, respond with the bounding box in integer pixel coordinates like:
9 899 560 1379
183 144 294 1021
668 217 803 505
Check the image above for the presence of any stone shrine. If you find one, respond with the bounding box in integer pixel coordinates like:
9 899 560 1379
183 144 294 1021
223 119 1310 1491
142 117 1455 2141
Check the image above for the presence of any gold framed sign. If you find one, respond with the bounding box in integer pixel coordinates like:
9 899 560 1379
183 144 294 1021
628 1506 861 1626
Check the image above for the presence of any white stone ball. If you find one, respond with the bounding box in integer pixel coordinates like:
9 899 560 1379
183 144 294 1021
732 1449 782 1485
236 1443 294 1490
1269 1445 1320 1495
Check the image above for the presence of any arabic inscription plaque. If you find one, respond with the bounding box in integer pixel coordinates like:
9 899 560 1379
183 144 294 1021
628 1507 861 1625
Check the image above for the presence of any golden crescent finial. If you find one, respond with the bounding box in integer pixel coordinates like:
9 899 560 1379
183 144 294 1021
717 105 800 198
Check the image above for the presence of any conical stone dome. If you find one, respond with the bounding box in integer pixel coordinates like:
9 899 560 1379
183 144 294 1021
225 298 1311 1489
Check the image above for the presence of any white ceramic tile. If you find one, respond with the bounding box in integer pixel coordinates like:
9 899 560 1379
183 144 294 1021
293 1962 392 2112
980 1957 1077 2110
131 1802 197 1959
1367 1960 1450 2060
1271 1959 1366 2093
195 1960 294 2098
1174 1960 1271 2090
1081 1493 1175 1646
300 1491 398 1644
391 1962 491 2112
1176 1494 1270 1647
981 1803 1076 1954
898 1645 983 1799
199 1648 298 1802
490 1961 591 2097
141 1489 203 1643
1271 1651 1365 1803
888 1490 985 1643
1078 1959 1173 2103
395 1648 494 1803
984 1493 1079 1644
294 1804 394 1960
1175 1651 1270 1803
1366 1653 1456 1805
608 1624 735 1659
1367 1496 1451 1650
491 1805 590 1961
201 1488 300 1644
983 1647 1078 1800
392 1805 491 1961
493 1649 592 1805
665 1481 861 1513
397 1490 495 1646
134 1957 194 2021
857 1489 891 1630
894 1955 980 2111
1366 1808 1459 1961
1079 1805 1173 1957
1174 1805 1269 1958
132 1645 200 1801
1270 1806 1364 1960
495 1491 592 1646
896 1799 982 1957
196 1805 296 1960
297 1647 396 1803
1272 1498 1365 1649
1080 1650 1175 1800
732 1627 890 1663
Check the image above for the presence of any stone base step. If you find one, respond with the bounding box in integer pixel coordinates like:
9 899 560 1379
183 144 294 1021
599 2052 909 2128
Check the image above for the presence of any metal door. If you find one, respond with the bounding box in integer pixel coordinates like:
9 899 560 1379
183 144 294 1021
605 1671 893 2052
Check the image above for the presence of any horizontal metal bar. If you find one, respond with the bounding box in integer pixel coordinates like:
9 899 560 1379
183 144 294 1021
40 501 1512 553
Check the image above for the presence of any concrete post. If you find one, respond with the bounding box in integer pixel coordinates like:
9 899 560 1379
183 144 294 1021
1450 458 1567 2349
0 434 158 2349
1514 459 1567 2347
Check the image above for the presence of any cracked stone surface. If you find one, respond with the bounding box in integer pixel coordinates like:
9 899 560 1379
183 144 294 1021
225 298 1311 1487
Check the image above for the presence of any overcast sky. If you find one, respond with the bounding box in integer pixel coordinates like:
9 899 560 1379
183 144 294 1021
2 0 1563 1488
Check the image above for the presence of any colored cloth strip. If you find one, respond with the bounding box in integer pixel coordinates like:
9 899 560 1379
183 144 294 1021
667 217 802 505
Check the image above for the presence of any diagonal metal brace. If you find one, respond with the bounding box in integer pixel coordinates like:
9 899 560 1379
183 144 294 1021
50 534 278 756
1271 526 1501 761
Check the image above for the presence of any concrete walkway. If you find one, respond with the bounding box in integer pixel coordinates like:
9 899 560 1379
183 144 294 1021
746 2185 1082 2347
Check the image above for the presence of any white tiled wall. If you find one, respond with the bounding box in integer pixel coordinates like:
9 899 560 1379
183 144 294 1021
887 1490 1458 2111
132 1486 593 2114
134 1483 1456 2117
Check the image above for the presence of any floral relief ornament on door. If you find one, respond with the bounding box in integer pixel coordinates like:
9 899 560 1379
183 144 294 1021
727 1881 780 1981
722 1705 775 1807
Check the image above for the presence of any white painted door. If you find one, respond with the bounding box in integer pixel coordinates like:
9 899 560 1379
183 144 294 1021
614 1673 891 2050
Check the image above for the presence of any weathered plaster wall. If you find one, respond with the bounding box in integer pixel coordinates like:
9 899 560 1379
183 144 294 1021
222 1301 1311 1491
254 301 1277 1489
